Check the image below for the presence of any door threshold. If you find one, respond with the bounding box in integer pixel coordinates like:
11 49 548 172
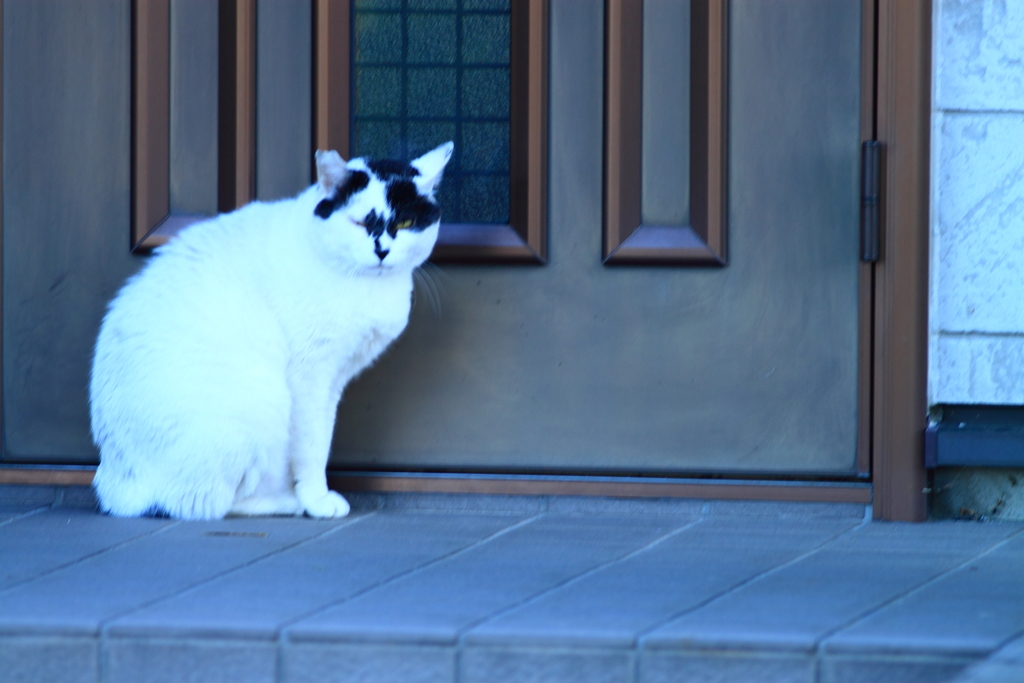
0 465 872 505
0 464 96 486
328 470 872 504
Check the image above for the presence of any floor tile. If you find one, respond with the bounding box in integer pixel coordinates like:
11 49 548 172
639 650 814 683
984 633 1024 663
465 517 858 648
284 642 454 683
0 515 350 636
376 493 549 515
286 514 689 645
545 496 704 518
1 493 1022 683
0 485 57 507
643 521 1020 653
702 500 868 520
942 634 1024 679
104 637 276 683
107 512 528 639
55 485 100 509
0 508 171 591
955 660 1024 683
820 654 976 683
461 646 632 683
824 528 1024 658
0 635 98 683
0 505 45 525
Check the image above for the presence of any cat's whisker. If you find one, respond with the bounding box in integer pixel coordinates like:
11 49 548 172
413 268 443 317
421 261 453 284
420 263 450 308
426 266 448 312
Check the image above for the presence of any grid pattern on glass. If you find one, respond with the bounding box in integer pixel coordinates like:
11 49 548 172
352 0 511 224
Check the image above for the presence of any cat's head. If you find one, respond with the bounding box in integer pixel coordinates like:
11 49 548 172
311 142 453 274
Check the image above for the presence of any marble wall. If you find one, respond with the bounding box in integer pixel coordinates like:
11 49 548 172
930 0 1024 405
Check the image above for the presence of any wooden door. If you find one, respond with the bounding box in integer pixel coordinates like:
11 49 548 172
0 0 870 484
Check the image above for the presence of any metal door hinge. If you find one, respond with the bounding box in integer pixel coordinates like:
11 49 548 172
861 141 882 262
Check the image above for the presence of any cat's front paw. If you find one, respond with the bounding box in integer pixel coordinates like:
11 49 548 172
300 489 351 518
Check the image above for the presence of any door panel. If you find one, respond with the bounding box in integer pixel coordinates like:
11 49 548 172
2 1 138 460
1 0 317 463
642 0 690 227
332 0 864 475
255 0 311 203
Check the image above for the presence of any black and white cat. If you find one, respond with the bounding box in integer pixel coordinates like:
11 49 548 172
90 142 453 520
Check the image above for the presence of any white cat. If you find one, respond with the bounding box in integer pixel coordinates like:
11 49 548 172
90 142 453 520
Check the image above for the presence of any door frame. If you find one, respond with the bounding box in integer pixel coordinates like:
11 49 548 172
868 0 931 522
0 0 932 521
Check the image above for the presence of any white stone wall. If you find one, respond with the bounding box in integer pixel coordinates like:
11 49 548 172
930 0 1024 405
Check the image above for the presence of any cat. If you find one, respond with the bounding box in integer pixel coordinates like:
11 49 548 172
89 142 453 520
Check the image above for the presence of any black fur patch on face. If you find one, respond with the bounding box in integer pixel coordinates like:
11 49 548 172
314 170 370 219
367 158 419 182
386 179 441 233
362 209 388 238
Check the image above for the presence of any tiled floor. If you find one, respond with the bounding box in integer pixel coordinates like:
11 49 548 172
1 485 1023 683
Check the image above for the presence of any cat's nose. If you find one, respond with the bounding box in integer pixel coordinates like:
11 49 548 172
374 245 390 262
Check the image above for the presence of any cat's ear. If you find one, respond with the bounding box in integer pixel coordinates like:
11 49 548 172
411 141 454 196
315 150 348 192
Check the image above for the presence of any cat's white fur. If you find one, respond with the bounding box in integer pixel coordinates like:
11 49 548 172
90 142 453 520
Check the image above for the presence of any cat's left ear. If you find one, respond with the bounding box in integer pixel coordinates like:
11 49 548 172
411 142 454 196
315 150 348 192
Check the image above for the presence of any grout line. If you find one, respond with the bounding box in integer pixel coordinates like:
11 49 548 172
0 504 50 530
985 629 1024 664
275 511 547 643
632 516 870 647
455 513 708 651
0 516 181 598
927 629 1024 683
814 524 1024 660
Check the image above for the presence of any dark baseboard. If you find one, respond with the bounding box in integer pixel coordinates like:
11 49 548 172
926 405 1024 468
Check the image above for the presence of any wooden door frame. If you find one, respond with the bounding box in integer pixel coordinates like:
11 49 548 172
869 0 932 521
132 0 256 252
315 0 549 264
0 1 931 520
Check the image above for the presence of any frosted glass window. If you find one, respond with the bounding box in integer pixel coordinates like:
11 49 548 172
353 0 511 223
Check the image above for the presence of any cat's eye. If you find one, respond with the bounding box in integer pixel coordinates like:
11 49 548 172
395 219 414 231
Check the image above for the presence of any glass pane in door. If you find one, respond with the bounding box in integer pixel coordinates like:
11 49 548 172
352 0 511 224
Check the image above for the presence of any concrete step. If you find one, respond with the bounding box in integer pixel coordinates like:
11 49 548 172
1 486 1023 683
954 635 1024 683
